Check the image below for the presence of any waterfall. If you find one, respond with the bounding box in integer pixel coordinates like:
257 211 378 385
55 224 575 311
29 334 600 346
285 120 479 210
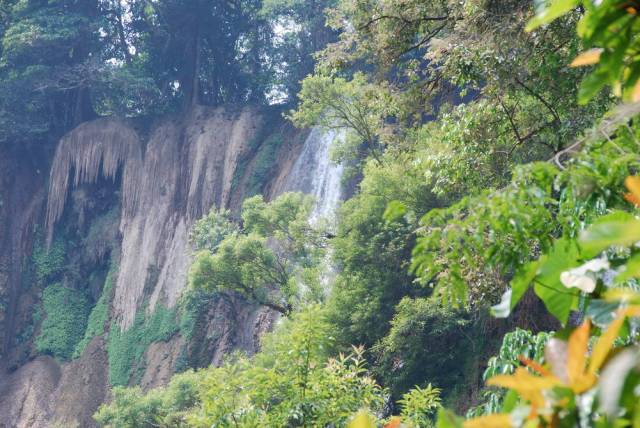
286 127 345 224
285 127 345 295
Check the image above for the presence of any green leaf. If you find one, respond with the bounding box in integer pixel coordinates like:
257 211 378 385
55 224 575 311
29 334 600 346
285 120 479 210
579 211 640 257
383 200 407 223
501 389 520 413
534 239 581 324
436 408 464 428
586 299 620 328
534 279 579 325
615 252 640 284
511 260 541 308
577 68 610 105
492 259 543 318
525 0 580 31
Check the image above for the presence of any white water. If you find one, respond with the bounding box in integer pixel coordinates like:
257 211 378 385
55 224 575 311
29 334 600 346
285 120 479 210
286 127 345 225
285 127 345 295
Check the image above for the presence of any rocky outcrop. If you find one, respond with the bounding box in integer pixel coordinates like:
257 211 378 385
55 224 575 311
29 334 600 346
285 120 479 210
50 337 110 428
0 337 109 428
0 105 312 427
45 107 268 328
0 144 47 359
0 356 61 428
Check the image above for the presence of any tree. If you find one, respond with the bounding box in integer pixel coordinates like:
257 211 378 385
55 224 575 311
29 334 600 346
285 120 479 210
189 193 324 314
290 73 398 167
129 0 274 107
527 0 640 104
0 0 163 144
373 297 470 401
261 0 337 102
0 0 100 143
293 0 609 179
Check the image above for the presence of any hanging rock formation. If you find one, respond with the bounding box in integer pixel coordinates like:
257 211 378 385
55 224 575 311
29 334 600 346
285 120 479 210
0 105 315 427
45 106 274 328
0 104 347 427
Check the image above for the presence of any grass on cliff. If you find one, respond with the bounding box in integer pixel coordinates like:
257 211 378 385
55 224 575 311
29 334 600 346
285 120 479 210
35 283 91 360
107 304 179 386
32 238 66 286
73 264 117 358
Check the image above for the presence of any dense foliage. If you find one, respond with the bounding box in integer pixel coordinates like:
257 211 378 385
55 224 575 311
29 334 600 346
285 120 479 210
0 0 334 145
96 307 387 427
5 0 640 425
107 304 179 386
73 263 117 358
36 283 91 360
190 193 324 314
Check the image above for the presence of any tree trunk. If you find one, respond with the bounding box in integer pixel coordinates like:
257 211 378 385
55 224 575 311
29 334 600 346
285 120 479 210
183 22 201 108
114 0 132 65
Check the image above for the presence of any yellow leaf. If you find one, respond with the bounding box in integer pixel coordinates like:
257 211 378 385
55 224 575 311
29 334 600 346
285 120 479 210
589 314 625 374
464 413 512 428
623 305 640 317
519 355 552 377
567 320 591 392
625 176 640 200
487 368 561 407
348 411 376 428
624 192 640 207
384 417 402 428
571 371 597 394
604 288 640 303
567 321 597 393
570 49 603 67
632 81 640 103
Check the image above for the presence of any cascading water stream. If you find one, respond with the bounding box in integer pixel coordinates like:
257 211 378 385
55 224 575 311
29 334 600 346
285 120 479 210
285 127 345 226
285 127 345 293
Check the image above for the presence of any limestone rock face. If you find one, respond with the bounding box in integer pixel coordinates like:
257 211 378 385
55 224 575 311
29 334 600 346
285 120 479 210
46 106 266 328
0 356 61 428
0 105 306 427
0 144 47 359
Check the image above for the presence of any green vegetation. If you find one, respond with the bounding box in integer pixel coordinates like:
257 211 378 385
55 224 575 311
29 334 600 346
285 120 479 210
73 264 117 358
92 0 640 424
5 0 640 425
177 289 217 343
466 329 551 417
35 283 91 360
189 208 238 253
32 238 66 286
190 192 324 314
107 305 179 386
245 135 283 196
0 0 331 146
373 298 470 400
97 307 385 427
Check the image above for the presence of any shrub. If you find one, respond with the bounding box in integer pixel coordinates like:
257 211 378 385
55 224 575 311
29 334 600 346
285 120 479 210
398 384 442 428
177 289 217 342
466 328 550 417
373 297 470 400
35 283 91 360
107 305 179 386
96 306 385 427
245 135 282 196
32 238 66 285
73 264 117 358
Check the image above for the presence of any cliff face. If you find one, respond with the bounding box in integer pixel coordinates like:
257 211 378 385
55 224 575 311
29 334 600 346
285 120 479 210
0 143 48 366
0 105 313 427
